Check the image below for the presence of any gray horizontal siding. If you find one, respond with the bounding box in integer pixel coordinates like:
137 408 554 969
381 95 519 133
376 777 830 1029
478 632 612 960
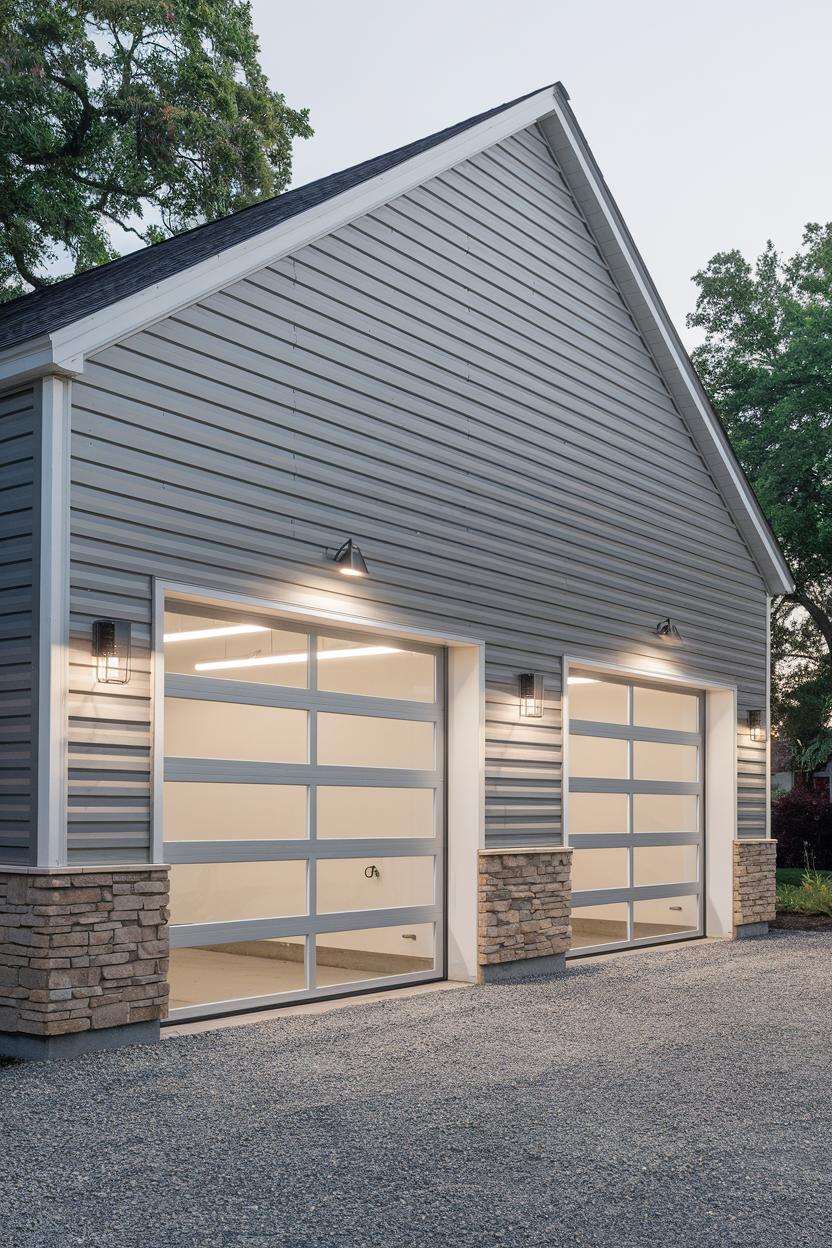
0 386 37 862
68 122 768 860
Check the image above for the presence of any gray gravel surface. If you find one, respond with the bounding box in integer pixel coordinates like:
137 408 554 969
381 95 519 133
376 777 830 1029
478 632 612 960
2 931 831 1248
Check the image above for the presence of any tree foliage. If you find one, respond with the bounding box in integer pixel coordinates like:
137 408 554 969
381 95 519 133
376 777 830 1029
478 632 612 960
689 224 832 764
0 1 312 298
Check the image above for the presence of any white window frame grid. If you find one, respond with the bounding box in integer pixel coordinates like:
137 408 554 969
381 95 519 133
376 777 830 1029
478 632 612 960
566 669 705 957
159 594 446 1021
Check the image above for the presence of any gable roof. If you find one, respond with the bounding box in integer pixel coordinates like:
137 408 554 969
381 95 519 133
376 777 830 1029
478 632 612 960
0 86 550 355
0 82 793 595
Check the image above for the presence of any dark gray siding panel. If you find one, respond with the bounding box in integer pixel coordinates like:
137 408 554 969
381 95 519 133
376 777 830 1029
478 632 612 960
0 387 37 862
69 124 768 860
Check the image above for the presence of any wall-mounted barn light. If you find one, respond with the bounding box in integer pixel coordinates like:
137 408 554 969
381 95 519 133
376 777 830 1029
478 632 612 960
92 619 131 685
748 709 766 743
653 617 683 644
519 672 544 718
327 538 369 578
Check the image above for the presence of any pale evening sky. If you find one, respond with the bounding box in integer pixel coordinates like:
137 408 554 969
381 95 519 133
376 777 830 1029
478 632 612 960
250 0 832 346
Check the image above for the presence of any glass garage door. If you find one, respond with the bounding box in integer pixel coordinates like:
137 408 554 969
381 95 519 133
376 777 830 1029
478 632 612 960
161 600 444 1020
567 671 704 955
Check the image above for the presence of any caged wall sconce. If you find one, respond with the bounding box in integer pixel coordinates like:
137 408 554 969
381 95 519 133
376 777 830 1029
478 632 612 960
748 709 766 743
519 672 544 718
92 620 131 685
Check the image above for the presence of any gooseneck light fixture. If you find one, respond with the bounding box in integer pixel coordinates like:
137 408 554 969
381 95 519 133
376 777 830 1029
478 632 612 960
748 709 766 743
328 538 369 578
519 672 544 718
92 619 131 685
653 617 683 644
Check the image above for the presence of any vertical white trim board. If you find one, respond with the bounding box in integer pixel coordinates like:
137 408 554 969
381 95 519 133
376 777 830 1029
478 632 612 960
35 376 70 867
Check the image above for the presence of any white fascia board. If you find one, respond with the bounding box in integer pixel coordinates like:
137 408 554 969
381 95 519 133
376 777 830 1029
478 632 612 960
540 93 794 598
0 337 74 388
11 88 555 374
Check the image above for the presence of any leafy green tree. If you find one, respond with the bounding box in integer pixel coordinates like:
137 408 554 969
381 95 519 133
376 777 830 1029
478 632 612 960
689 224 832 764
0 1 312 299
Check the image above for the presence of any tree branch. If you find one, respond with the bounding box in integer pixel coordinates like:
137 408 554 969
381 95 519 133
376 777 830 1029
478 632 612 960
788 591 832 655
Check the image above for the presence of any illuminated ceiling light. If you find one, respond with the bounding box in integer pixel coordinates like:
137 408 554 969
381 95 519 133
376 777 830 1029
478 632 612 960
519 672 544 718
748 709 766 743
653 617 683 644
163 624 269 644
328 538 369 578
92 619 131 685
194 645 400 673
567 676 599 685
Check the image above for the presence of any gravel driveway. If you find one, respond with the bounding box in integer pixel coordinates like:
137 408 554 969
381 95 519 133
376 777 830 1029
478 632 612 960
2 930 830 1247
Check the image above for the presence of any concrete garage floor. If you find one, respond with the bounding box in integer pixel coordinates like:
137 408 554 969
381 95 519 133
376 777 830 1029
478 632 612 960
2 931 831 1247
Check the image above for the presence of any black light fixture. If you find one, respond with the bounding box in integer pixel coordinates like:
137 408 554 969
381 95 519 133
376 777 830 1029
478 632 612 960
519 672 544 718
653 617 683 644
748 709 766 743
92 619 131 685
328 538 369 578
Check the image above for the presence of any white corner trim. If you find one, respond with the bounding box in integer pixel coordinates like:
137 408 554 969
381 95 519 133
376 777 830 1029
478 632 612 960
705 686 738 937
542 96 793 598
29 88 556 373
35 376 70 867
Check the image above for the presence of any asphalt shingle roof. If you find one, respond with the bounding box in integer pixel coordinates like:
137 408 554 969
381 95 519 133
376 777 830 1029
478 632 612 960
0 86 551 353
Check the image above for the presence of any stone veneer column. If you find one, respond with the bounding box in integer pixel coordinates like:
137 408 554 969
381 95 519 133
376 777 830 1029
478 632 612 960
733 839 777 939
478 847 572 982
0 865 170 1060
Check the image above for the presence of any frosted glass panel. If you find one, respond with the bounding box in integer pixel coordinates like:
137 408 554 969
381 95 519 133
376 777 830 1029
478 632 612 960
571 902 628 948
633 894 699 938
633 794 698 833
568 792 628 834
169 860 307 924
165 698 307 763
569 735 629 779
633 844 698 886
164 782 307 840
633 686 698 732
315 924 434 985
317 637 435 702
164 610 307 687
318 787 433 838
571 847 628 892
318 713 434 769
317 856 434 912
169 939 305 1009
568 677 628 724
633 741 697 782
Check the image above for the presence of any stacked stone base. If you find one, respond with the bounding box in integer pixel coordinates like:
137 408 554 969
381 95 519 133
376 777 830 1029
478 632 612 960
478 848 571 982
733 839 776 938
0 867 170 1059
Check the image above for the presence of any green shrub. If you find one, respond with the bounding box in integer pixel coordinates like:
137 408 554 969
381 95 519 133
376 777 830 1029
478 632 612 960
776 869 832 916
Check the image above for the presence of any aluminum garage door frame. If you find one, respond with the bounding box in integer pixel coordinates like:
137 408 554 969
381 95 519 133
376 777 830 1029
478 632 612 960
161 609 446 1021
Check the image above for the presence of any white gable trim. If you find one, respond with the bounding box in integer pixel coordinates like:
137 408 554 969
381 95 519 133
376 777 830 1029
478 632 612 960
0 82 792 595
